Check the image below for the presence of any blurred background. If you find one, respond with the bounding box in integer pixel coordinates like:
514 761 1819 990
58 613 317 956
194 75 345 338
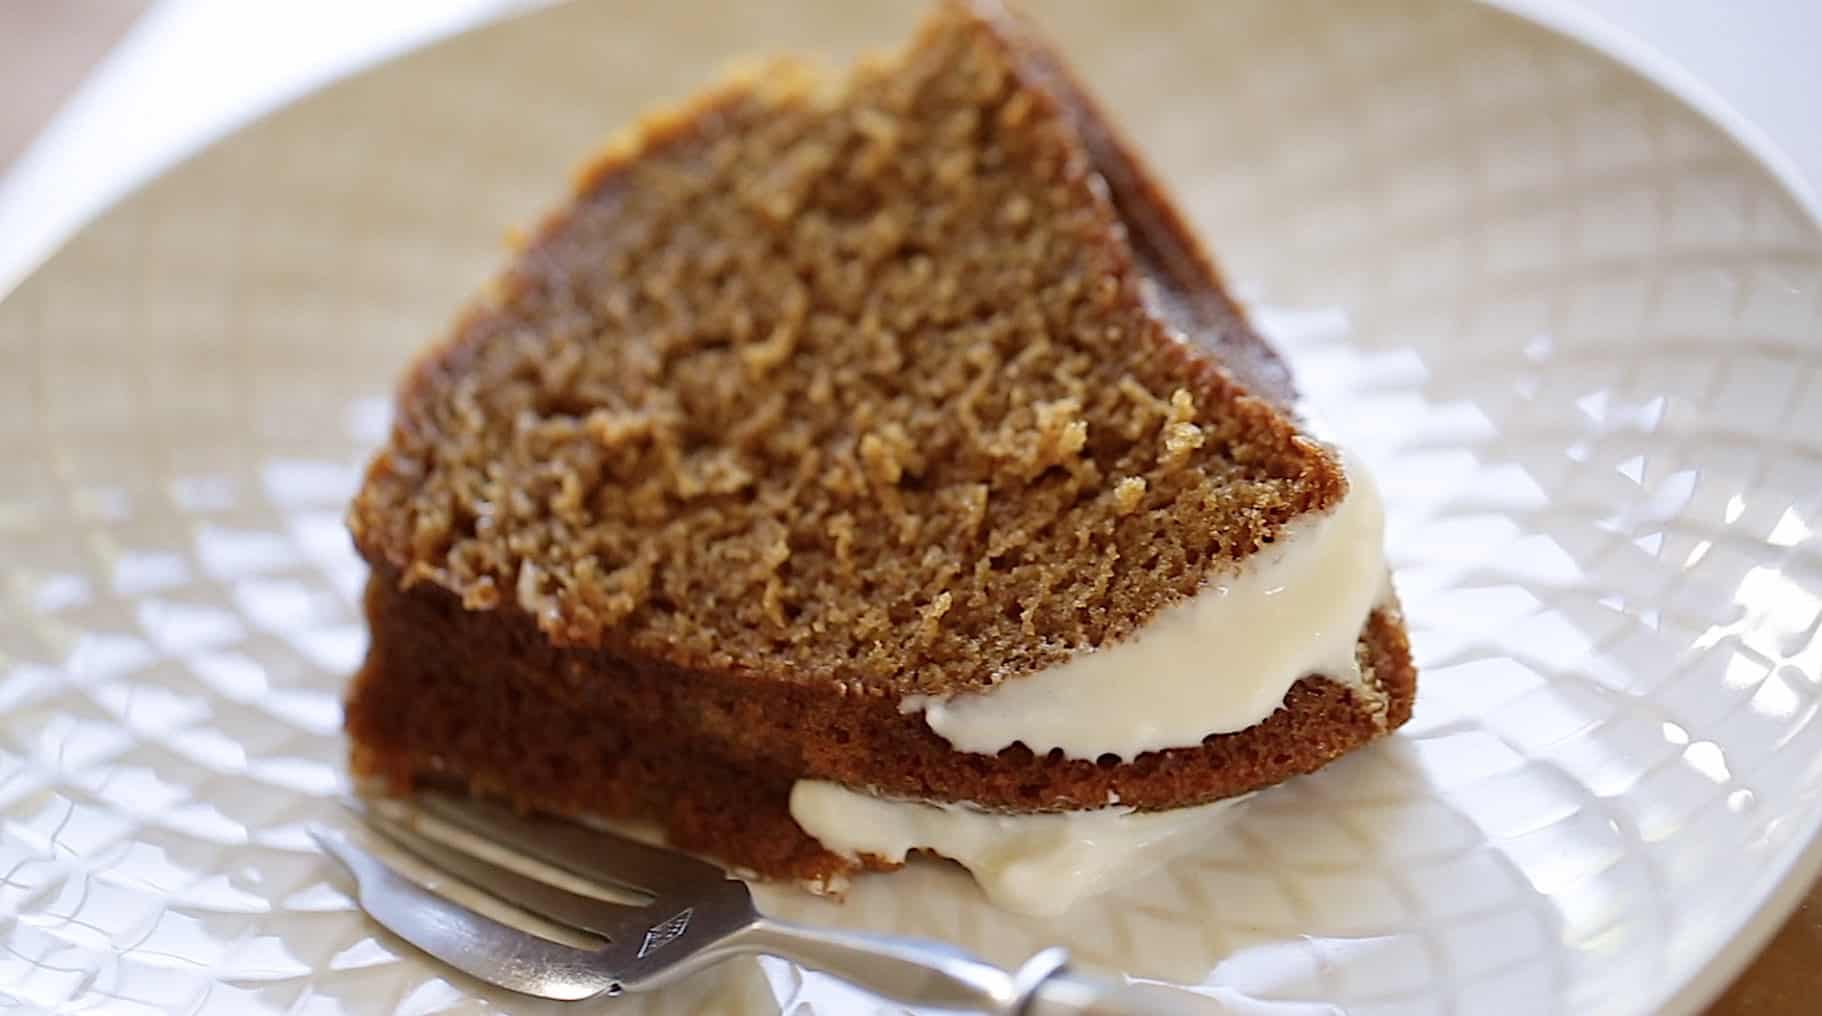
2 0 1819 297
0 0 531 292
2 1 144 168
2 1 1819 1013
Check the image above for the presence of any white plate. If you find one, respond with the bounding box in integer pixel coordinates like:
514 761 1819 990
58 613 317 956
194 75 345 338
3 1 1820 1013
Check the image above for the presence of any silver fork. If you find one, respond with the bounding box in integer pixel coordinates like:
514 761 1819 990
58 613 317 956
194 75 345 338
312 792 1210 1014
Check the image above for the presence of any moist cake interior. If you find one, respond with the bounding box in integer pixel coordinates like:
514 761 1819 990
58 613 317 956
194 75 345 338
344 0 1415 888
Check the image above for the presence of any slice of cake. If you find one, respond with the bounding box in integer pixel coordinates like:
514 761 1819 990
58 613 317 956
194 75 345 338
344 0 1414 913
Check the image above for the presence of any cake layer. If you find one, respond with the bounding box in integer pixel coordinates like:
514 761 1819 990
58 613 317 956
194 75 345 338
906 456 1389 761
345 568 1414 882
347 0 1351 704
343 0 1420 899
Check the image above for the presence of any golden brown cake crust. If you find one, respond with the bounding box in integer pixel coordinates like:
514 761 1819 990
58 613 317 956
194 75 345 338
974 0 1300 412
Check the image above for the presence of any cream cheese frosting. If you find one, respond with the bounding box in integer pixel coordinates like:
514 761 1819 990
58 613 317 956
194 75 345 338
902 453 1389 761
787 780 1248 916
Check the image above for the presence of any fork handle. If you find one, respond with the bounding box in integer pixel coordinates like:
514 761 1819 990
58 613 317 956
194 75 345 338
733 919 1212 1014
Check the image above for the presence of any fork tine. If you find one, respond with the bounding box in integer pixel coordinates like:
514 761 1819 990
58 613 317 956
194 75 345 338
357 800 648 939
310 825 618 1001
413 791 729 896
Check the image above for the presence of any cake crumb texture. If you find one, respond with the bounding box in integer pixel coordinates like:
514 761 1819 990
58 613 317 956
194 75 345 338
347 1 1343 698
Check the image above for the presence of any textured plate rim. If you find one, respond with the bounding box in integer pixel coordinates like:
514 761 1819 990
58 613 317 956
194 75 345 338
1484 0 1822 237
1470 7 1822 1013
3 3 1821 1013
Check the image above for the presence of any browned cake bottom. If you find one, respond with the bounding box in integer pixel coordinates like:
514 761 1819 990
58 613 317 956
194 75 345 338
345 567 1416 885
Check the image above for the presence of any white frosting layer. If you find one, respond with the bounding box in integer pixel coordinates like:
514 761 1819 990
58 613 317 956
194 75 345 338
788 780 1246 916
904 455 1388 760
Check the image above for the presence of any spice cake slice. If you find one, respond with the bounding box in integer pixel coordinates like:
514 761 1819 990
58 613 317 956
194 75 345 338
345 0 1415 911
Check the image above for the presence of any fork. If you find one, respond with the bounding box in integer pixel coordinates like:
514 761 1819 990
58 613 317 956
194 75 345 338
312 791 1210 1014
